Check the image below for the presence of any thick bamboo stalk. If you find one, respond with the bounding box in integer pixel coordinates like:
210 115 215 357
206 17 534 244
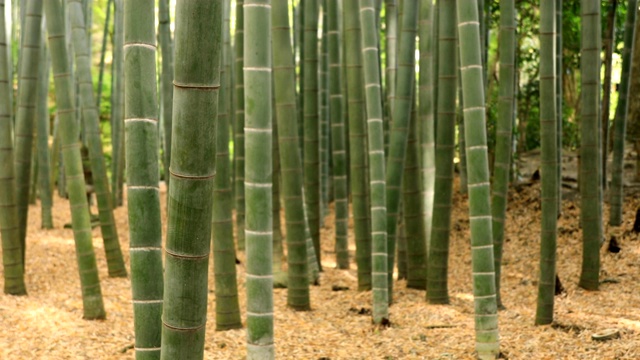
556 0 563 211
610 0 638 226
0 0 26 296
418 0 435 288
35 33 52 229
14 0 44 267
123 0 164 356
234 0 247 252
601 0 618 190
272 0 314 310
578 0 602 291
212 0 242 331
427 0 457 305
272 118 286 287
161 1 222 358
384 0 418 299
158 0 173 188
358 0 390 324
328 0 348 269
535 0 559 326
95 0 111 110
344 0 372 292
244 1 275 358
303 0 322 269
44 0 105 320
491 0 516 307
110 0 124 207
320 2 329 219
384 0 397 155
457 0 500 356
68 0 127 278
404 107 426 290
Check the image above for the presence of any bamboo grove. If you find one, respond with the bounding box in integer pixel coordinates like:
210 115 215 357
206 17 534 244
0 0 639 359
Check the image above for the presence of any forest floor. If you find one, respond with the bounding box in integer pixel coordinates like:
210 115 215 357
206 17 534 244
1 151 639 359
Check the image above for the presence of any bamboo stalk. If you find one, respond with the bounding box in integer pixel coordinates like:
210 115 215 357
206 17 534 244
0 0 26 296
44 0 106 320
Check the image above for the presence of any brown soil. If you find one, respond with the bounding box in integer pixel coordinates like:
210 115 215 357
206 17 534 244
0 177 638 359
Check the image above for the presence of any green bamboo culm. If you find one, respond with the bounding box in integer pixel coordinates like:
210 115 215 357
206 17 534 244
14 0 44 268
556 0 562 212
0 0 26 296
244 0 275 358
35 32 53 230
457 0 500 357
328 0 348 269
303 0 322 270
358 0 389 324
345 0 372 292
427 0 457 305
68 0 127 278
212 0 242 331
403 106 426 290
418 0 435 288
95 0 111 110
610 0 638 226
319 2 330 220
158 0 173 188
271 118 287 287
578 0 602 291
44 0 106 320
123 0 164 356
491 0 516 307
111 0 124 207
384 0 398 155
384 0 419 299
235 0 247 252
535 0 559 326
272 0 311 310
161 1 222 358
